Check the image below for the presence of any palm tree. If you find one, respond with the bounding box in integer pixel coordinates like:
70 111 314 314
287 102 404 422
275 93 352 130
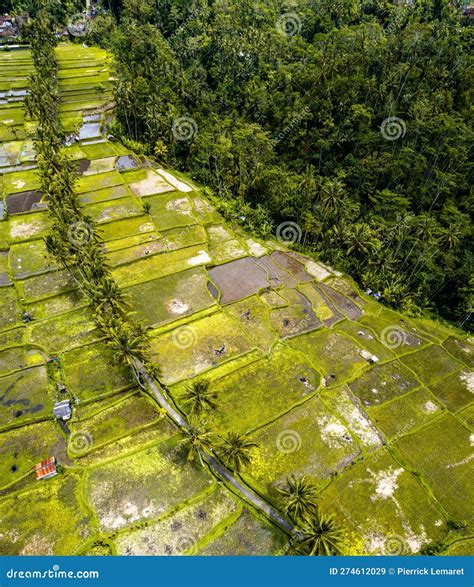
217 431 258 472
182 379 217 414
276 475 319 522
103 317 149 369
298 513 345 556
179 415 213 465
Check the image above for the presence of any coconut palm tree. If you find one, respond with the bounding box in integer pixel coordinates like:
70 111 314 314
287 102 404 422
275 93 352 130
277 475 319 522
298 513 345 556
217 431 258 472
182 379 217 414
179 415 213 465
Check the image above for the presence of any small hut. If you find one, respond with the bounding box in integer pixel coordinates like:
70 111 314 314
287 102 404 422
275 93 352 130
35 457 57 480
53 399 71 420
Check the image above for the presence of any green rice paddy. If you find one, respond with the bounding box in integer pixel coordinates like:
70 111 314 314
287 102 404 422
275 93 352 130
0 44 472 557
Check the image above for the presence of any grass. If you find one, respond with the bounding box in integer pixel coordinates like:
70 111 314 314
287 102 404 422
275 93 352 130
149 311 254 384
0 420 66 488
0 473 95 555
318 450 446 555
288 328 367 385
85 439 213 532
367 387 444 439
400 345 462 385
393 414 473 523
428 370 473 413
175 344 320 433
62 342 133 401
9 239 57 279
349 360 421 407
0 365 52 430
245 395 361 500
115 486 239 555
198 508 287 555
68 394 162 456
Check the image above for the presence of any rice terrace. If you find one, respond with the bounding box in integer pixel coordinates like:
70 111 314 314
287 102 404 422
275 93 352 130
0 1 473 561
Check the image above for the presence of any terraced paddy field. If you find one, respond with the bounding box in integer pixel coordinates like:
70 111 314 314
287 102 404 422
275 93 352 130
0 44 472 557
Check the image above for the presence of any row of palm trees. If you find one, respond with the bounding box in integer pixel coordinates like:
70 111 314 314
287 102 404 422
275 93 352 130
26 10 159 384
179 379 345 555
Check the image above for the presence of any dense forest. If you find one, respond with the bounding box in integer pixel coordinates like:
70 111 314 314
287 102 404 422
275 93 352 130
8 0 474 329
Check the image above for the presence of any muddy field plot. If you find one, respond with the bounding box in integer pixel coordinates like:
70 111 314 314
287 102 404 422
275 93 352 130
246 395 361 499
62 342 133 401
208 257 270 305
126 267 215 327
349 360 421 407
0 365 52 430
317 283 363 321
85 440 213 532
297 282 341 325
115 487 239 555
150 312 254 384
367 387 443 439
0 473 94 555
393 414 473 523
289 329 367 386
318 451 446 555
175 345 320 433
198 508 287 556
0 421 67 488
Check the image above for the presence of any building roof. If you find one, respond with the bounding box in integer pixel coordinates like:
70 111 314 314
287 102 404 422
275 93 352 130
35 457 57 480
53 399 72 420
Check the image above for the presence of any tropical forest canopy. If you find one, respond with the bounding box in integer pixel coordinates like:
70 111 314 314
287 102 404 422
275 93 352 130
27 1 474 327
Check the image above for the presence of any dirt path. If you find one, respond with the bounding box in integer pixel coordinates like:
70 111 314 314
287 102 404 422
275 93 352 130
136 360 297 537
